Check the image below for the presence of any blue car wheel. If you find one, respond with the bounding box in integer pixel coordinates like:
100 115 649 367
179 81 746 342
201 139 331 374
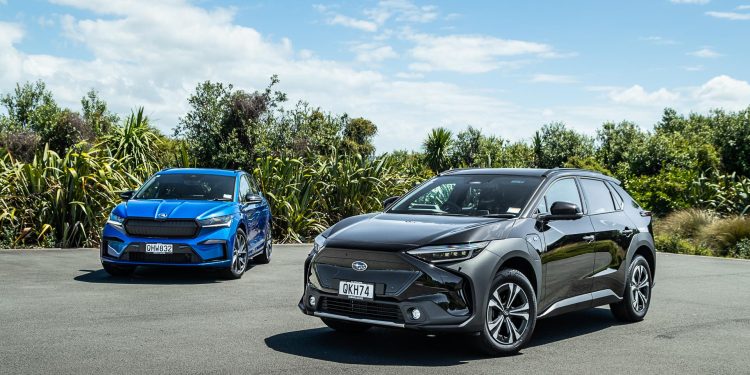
253 228 272 264
223 228 249 279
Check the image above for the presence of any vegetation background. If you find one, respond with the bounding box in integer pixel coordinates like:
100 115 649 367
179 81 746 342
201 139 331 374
1 77 748 258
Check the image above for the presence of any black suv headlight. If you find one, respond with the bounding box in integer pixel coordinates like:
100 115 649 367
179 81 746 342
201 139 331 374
407 241 490 263
310 234 326 257
197 214 233 228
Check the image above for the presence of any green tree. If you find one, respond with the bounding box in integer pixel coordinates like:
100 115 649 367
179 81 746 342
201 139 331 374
81 89 119 136
451 126 483 167
596 121 647 177
533 122 594 168
175 77 286 169
342 117 378 157
422 127 454 174
0 80 59 133
713 107 750 177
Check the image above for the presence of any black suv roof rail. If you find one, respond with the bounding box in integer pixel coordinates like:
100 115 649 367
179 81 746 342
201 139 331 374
438 168 473 176
543 167 603 176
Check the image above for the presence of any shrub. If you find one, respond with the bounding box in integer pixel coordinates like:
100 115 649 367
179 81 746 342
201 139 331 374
732 238 750 259
654 209 718 239
654 235 712 256
699 216 750 257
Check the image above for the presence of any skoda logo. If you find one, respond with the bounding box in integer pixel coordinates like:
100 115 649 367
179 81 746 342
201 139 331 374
352 261 368 272
157 213 167 218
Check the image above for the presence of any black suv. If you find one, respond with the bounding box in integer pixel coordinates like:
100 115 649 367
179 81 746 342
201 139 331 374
298 168 655 355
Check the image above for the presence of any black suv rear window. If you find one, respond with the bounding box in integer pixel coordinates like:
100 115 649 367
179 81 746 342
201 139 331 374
580 178 616 214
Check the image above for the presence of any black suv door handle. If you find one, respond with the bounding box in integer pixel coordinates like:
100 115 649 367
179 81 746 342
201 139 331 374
621 228 635 236
582 235 595 243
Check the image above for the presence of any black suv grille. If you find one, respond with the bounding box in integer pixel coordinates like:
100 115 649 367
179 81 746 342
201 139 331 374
124 219 198 238
319 297 404 323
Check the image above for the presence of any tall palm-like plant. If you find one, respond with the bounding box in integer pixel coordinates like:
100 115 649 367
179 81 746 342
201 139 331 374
422 127 453 174
99 107 161 178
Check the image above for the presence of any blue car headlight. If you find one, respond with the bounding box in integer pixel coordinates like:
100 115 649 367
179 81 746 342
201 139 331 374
197 214 233 228
407 241 490 263
107 212 125 227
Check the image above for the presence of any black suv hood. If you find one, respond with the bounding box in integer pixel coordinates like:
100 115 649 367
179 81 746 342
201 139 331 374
323 213 514 251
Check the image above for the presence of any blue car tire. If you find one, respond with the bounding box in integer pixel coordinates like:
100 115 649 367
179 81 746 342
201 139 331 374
222 228 249 279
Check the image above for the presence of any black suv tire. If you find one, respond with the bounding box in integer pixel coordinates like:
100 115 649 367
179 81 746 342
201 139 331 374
611 255 652 322
477 269 537 356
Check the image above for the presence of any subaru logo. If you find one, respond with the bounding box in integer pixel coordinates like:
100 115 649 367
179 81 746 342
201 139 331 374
157 213 167 218
352 261 368 272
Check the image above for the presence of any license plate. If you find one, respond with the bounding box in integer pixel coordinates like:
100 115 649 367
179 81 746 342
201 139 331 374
145 243 173 254
338 281 374 300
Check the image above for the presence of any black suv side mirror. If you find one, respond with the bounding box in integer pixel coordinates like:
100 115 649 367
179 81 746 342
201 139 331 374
382 196 400 210
119 190 135 201
542 201 582 221
244 193 263 204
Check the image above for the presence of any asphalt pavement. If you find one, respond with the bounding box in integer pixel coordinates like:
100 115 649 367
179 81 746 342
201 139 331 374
1 245 749 374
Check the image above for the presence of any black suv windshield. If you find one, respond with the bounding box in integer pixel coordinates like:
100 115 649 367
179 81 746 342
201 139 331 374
134 173 236 201
389 175 542 217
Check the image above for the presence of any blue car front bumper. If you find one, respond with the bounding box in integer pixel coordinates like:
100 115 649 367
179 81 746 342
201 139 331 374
100 221 235 268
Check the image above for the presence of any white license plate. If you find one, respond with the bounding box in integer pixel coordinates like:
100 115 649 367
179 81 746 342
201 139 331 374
338 281 374 300
145 243 173 254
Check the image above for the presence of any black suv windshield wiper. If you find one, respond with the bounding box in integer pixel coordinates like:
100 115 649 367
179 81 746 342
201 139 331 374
481 213 517 218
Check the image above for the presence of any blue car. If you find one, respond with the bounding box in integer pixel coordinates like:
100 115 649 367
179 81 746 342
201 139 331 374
100 168 273 279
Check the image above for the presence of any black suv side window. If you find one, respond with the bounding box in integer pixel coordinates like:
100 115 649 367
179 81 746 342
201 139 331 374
536 178 582 214
580 178 616 214
238 175 251 202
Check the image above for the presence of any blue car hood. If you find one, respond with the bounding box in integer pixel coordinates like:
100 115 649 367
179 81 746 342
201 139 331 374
121 200 234 220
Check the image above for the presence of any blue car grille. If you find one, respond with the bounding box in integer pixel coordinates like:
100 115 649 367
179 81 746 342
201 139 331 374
124 219 198 238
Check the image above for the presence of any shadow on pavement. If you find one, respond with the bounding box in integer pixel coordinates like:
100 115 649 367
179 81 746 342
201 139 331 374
264 307 620 366
73 265 255 285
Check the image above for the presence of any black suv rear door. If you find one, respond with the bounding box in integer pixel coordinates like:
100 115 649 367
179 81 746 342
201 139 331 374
579 178 636 296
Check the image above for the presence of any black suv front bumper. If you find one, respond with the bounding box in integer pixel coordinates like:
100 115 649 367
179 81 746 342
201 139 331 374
299 247 488 332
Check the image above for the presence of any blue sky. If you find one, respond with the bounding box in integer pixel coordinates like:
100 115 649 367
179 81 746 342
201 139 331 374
1 0 749 152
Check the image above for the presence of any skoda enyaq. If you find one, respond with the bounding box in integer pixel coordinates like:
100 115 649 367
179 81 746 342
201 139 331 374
101 168 273 279
299 168 655 355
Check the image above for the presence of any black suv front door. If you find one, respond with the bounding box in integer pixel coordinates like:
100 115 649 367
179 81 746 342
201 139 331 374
535 177 597 312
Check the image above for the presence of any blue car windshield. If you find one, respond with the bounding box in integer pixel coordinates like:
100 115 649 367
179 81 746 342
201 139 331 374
134 173 236 201
388 175 542 217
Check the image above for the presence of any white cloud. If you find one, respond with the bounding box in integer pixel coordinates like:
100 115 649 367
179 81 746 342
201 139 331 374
608 85 681 106
328 14 378 32
688 47 721 58
364 0 439 25
682 65 704 71
705 11 750 20
351 43 398 63
0 0 551 151
406 33 555 73
670 0 710 4
640 36 678 45
530 74 577 84
693 75 750 110
3 1 748 153
738 5 750 10
602 75 750 113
